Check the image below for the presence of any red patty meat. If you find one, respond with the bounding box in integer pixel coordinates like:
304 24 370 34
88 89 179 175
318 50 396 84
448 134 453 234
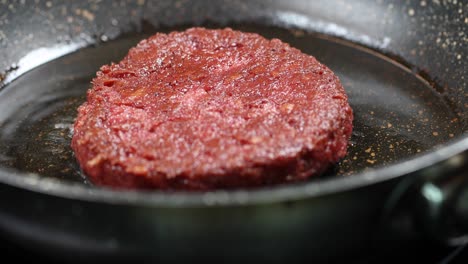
71 27 353 190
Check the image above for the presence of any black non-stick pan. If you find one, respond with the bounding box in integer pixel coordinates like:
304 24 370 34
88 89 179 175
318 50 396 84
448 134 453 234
0 0 466 262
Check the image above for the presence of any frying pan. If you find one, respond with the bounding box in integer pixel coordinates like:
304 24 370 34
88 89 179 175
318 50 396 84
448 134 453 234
0 0 466 262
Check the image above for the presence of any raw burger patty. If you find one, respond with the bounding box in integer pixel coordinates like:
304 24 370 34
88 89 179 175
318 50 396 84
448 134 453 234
71 27 353 190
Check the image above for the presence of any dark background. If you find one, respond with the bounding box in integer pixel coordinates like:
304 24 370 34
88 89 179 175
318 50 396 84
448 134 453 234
1 235 467 264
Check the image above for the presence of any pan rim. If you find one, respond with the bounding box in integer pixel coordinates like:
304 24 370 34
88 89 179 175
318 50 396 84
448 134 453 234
0 136 466 207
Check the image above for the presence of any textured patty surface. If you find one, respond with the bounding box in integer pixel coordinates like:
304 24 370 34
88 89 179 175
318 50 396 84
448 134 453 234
71 27 353 190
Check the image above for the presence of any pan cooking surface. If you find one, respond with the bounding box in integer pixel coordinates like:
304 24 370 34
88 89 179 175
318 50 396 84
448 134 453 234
0 24 463 187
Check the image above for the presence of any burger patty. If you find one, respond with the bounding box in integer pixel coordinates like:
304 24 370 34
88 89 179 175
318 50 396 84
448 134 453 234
71 27 354 190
